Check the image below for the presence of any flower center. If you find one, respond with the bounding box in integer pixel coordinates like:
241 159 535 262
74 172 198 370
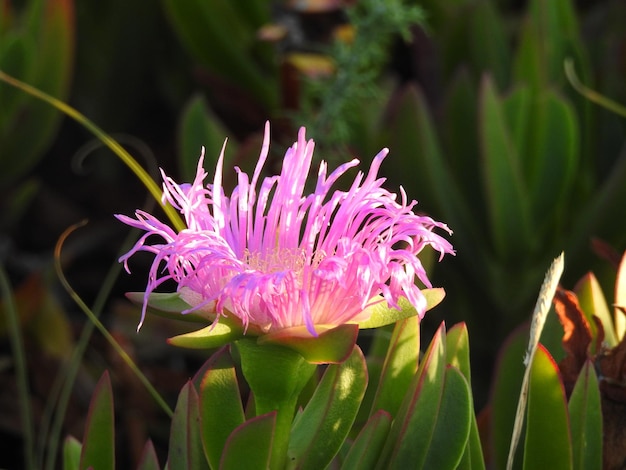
243 248 326 274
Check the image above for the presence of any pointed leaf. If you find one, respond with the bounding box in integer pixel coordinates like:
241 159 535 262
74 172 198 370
568 360 602 470
288 346 368 470
369 316 419 418
479 75 532 259
199 347 245 469
63 436 81 470
126 292 206 322
137 440 161 470
615 251 626 339
220 412 276 470
358 290 445 329
574 272 617 348
341 410 392 470
523 344 572 470
168 382 209 470
79 371 114 470
420 366 472 470
381 323 446 468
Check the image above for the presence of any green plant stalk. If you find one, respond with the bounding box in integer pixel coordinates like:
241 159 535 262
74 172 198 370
0 265 36 470
0 70 185 232
54 221 174 419
565 59 626 118
40 226 144 470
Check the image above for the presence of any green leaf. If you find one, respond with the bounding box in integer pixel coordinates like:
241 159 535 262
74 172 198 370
523 344 572 470
199 347 245 469
178 94 236 181
168 382 209 470
381 323 446 468
167 321 244 349
63 436 81 470
568 360 602 470
341 410 392 470
369 316 419 418
490 326 528 470
358 290 445 329
125 292 204 321
446 323 486 470
574 272 617 348
420 366 472 470
137 441 161 470
220 412 276 470
259 324 359 364
288 346 368 470
79 371 114 470
479 75 533 259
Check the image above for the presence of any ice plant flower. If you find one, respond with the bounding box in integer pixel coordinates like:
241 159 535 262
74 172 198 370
117 123 454 340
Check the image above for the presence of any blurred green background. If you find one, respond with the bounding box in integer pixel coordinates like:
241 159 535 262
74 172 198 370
1 0 625 467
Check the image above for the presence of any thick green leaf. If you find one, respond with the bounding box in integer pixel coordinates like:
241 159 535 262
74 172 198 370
288 346 368 470
479 75 533 259
446 323 486 470
168 382 209 470
523 344 572 470
420 366 472 470
259 324 358 364
220 412 276 470
341 410 392 470
79 371 114 470
526 91 579 231
489 326 528 470
574 272 617 348
63 436 81 470
167 321 244 350
126 292 204 321
137 440 161 470
358 290 445 329
568 360 602 470
178 94 236 181
380 323 446 468
199 347 245 469
369 316 419 418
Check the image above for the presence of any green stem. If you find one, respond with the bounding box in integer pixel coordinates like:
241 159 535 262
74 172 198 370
0 69 185 232
0 265 36 470
235 339 316 470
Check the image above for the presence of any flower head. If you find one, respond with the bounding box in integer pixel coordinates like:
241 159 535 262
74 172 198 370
117 123 454 336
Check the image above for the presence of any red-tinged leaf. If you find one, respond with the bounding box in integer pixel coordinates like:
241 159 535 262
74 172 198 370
446 323 486 470
420 366 472 470
168 382 209 470
199 347 245 469
615 251 626 339
574 272 617 348
369 316 419 419
219 412 276 470
63 436 81 470
341 410 392 470
553 287 593 396
523 344 572 470
568 361 602 470
79 371 114 470
381 323 446 468
358 290 445 329
137 440 161 470
259 323 358 364
288 346 368 470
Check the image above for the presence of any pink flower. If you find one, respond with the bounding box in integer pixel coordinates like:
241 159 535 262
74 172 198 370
117 123 454 336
